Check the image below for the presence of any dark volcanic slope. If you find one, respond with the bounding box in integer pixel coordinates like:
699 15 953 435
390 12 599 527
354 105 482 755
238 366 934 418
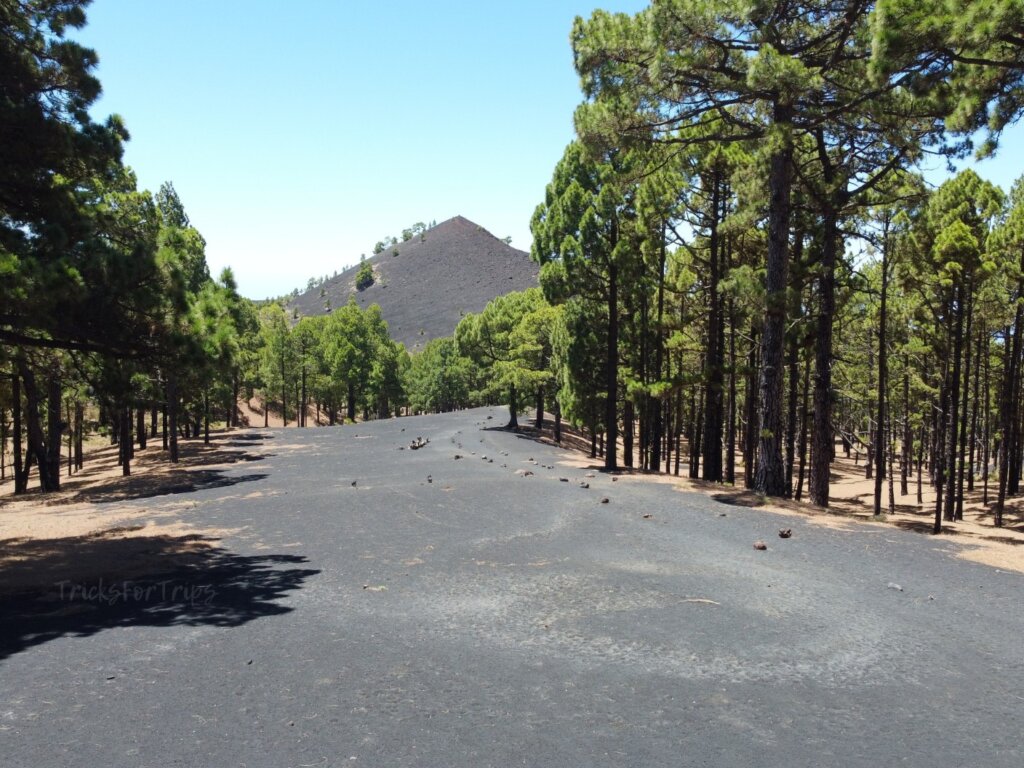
289 216 539 351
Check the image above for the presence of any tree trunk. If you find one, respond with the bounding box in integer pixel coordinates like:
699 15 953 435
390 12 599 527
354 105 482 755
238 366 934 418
942 285 966 528
810 205 839 506
168 375 179 464
743 328 759 489
901 365 911 496
137 405 147 450
507 383 519 430
874 251 889 516
535 386 544 430
301 364 307 427
19 361 56 492
955 294 974 520
605 258 619 471
702 177 724 482
726 299 737 485
796 353 811 501
754 114 793 498
12 373 26 494
46 376 62 489
75 401 84 470
983 343 991 506
623 399 634 469
968 326 982 492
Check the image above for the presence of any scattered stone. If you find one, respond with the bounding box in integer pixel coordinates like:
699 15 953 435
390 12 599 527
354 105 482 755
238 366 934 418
580 482 589 489
246 659 253 665
454 454 462 460
887 582 904 592
351 481 357 487
642 513 653 519
753 541 768 551
778 528 792 538
585 472 596 478
487 415 493 420
427 475 432 484
718 512 727 517
612 477 618 482
515 469 534 477
559 477 569 482
600 497 610 504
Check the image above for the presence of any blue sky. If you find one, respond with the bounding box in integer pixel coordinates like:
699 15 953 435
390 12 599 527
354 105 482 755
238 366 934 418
78 0 647 298
78 1 1024 299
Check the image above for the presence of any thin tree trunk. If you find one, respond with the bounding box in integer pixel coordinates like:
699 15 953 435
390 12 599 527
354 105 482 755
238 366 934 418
901 364 911 496
702 176 724 482
983 341 991 506
137 404 146 450
121 404 131 476
535 386 544 430
796 353 811 501
12 373 26 493
507 384 519 430
968 326 982 491
874 250 889 516
956 295 974 521
726 299 737 485
810 203 839 506
168 375 179 464
743 330 759 489
605 257 619 471
942 285 966 527
75 402 84 470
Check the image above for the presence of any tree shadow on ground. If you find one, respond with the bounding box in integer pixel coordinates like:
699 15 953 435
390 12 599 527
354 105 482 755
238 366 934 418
223 433 276 446
892 519 964 535
64 470 269 505
0 532 318 661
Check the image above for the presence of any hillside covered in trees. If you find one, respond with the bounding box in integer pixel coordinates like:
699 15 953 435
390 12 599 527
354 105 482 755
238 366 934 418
5 0 1024 543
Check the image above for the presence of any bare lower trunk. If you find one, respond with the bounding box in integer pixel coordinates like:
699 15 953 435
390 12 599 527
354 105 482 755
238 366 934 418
754 129 793 498
168 375 179 464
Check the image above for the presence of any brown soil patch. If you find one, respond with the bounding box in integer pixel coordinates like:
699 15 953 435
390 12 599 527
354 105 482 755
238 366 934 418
0 430 268 596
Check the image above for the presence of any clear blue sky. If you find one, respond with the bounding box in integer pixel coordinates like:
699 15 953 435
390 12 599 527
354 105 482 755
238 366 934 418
77 0 647 298
78 0 1024 299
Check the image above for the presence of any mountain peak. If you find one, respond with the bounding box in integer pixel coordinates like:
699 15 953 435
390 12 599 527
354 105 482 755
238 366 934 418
289 216 538 351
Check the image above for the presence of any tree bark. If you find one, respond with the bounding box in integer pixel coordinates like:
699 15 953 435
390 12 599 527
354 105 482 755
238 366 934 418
535 386 544 430
702 176 724 482
810 206 839 506
874 247 889 516
754 120 793 497
168 375 179 464
12 373 26 494
507 383 519 430
605 257 619 471
137 404 147 450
